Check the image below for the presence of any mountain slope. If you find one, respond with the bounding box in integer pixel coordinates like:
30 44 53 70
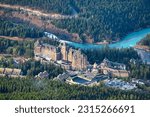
0 0 150 43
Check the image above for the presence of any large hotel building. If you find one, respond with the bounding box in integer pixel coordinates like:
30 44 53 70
34 41 89 70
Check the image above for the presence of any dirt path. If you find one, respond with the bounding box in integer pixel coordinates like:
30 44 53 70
0 3 81 43
0 36 32 41
0 3 74 19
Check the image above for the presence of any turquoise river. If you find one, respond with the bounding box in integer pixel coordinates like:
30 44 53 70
59 28 150 49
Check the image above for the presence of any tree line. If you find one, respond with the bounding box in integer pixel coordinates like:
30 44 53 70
0 38 34 57
83 47 150 80
52 0 150 42
0 38 64 78
138 34 150 48
0 19 44 38
83 47 140 64
0 0 73 15
0 78 150 100
0 57 64 78
128 62 150 80
1 0 149 43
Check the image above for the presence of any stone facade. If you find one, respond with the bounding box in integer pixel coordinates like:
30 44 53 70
100 58 129 78
0 68 21 76
34 41 88 70
0 68 23 78
61 42 68 61
68 48 73 62
72 49 88 70
34 41 61 61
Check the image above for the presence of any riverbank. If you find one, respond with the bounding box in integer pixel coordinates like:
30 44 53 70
134 45 150 52
57 28 150 49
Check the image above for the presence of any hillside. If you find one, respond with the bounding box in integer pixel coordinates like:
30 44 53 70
135 34 150 51
139 34 150 47
0 78 150 100
0 19 44 38
0 0 72 15
0 0 150 43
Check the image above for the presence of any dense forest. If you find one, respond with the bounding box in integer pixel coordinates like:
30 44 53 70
0 0 149 42
0 37 149 79
0 57 63 78
83 47 150 80
0 0 73 15
0 37 60 57
0 19 44 38
41 38 60 47
0 78 150 100
138 34 150 48
83 47 140 64
52 0 150 42
0 38 34 57
0 38 64 78
128 62 150 80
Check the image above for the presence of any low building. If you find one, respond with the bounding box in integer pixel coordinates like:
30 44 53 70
54 73 69 81
13 57 29 64
104 78 137 90
57 60 72 70
100 58 129 78
35 71 49 79
131 79 145 85
66 72 108 86
11 69 22 76
0 68 22 78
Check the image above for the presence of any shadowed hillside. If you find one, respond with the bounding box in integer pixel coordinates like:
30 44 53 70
0 0 150 43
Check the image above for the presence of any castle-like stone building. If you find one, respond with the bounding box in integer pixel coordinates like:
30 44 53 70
34 41 129 78
34 41 88 70
34 41 61 61
100 58 129 78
